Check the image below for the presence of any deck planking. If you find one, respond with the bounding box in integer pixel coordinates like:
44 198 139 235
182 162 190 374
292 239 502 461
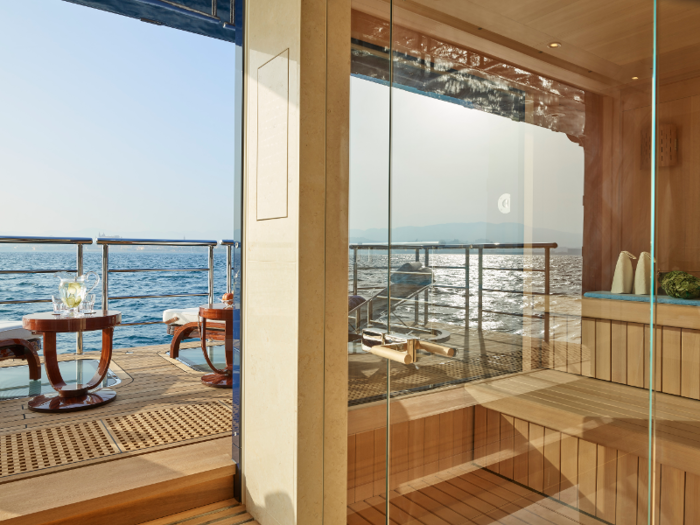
0 341 234 483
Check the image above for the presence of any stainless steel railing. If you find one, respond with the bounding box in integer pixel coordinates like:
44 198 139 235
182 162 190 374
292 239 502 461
349 242 557 341
96 238 218 326
0 236 93 353
0 236 238 349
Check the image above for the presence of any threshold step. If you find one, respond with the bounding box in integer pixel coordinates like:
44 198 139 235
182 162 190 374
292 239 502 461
140 499 258 525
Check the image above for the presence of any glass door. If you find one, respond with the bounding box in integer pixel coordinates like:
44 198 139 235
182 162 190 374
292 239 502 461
348 0 661 522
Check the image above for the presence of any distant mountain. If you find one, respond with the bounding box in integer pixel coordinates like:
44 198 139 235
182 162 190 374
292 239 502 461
349 222 582 248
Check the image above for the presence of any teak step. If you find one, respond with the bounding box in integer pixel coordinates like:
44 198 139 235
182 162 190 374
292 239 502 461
139 499 258 525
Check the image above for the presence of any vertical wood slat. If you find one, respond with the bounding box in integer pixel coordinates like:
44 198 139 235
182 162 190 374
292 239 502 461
568 316 582 375
682 329 700 400
644 326 663 391
513 418 529 485
638 462 661 525
597 320 613 381
499 414 514 479
582 318 596 377
528 423 544 493
486 409 500 472
452 406 464 468
560 434 579 506
390 421 408 489
685 471 700 524
611 320 627 384
407 418 424 482
596 445 617 523
543 428 561 498
463 406 474 464
660 465 685 525
354 430 374 501
373 428 386 497
422 415 439 477
616 452 638 525
662 327 682 396
348 434 356 504
579 439 598 515
628 323 645 388
473 405 487 465
438 411 454 472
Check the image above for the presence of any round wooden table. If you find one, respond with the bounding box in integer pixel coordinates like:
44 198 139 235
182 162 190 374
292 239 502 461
198 304 235 388
22 311 121 413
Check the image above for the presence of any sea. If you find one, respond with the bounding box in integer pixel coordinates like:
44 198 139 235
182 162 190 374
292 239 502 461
0 251 582 355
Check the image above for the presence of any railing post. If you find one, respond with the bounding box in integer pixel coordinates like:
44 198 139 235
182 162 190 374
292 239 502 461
76 244 83 355
424 247 430 325
465 247 470 329
101 244 109 312
226 244 233 294
415 248 420 324
478 247 483 332
544 247 551 344
208 245 215 304
353 247 360 329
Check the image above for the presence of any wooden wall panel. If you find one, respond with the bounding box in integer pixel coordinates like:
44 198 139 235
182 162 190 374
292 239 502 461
597 320 613 381
390 421 408 489
543 428 561 498
513 418 529 485
408 418 424 482
579 440 598 515
560 435 579 507
685 472 700 524
462 406 474 465
348 434 356 504
373 428 386 497
628 323 645 388
439 411 454 472
452 407 464 469
486 409 500 472
597 445 618 523
612 320 628 384
662 327 682 396
354 430 374 501
499 414 514 478
682 329 700 400
616 453 639 525
644 326 663 391
422 415 439 477
528 423 545 493
582 318 597 378
473 405 487 465
660 465 685 525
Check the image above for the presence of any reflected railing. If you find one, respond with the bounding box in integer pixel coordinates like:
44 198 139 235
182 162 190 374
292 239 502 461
349 242 557 341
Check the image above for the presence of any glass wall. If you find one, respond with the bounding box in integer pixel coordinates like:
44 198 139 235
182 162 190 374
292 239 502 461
347 0 674 523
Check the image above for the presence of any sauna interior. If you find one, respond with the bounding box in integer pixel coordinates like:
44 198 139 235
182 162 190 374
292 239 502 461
346 1 700 523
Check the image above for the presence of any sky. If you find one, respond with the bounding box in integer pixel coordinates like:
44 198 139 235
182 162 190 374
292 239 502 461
0 0 236 240
0 0 584 246
349 78 585 245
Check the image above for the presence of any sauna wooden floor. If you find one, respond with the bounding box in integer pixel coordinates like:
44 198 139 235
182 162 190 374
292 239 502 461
139 498 258 525
0 341 234 482
348 467 605 524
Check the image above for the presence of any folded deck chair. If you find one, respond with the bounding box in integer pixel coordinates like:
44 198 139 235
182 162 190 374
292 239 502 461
163 308 226 359
0 321 42 380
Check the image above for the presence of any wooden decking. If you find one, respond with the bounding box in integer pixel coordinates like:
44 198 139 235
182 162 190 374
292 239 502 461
348 467 605 524
0 341 234 483
140 498 257 525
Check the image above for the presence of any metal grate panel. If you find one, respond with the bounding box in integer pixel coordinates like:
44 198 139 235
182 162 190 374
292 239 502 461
105 402 232 451
0 421 116 477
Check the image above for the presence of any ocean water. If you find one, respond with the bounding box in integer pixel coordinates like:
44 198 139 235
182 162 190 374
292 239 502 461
0 251 238 355
349 252 583 337
0 251 582 356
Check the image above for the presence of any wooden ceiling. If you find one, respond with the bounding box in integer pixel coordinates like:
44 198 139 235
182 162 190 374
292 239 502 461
353 0 700 94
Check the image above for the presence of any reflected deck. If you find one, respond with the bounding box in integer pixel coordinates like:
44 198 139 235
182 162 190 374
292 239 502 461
0 341 235 482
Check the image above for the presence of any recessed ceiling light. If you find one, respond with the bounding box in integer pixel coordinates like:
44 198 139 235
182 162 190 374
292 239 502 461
548 42 562 48
632 76 639 80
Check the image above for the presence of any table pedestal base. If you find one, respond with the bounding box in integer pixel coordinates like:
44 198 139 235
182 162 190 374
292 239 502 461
28 389 117 413
201 372 233 388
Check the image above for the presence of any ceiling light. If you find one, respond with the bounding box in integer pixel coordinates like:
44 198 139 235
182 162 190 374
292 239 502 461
632 76 639 80
548 42 562 48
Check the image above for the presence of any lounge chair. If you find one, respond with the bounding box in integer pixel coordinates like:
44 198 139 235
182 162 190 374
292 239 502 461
163 308 226 360
0 321 42 380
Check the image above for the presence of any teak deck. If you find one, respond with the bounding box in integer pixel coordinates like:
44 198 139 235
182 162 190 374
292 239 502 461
0 341 235 483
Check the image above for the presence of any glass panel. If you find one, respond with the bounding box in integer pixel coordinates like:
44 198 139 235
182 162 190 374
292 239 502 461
374 0 655 522
653 1 700 523
347 0 392 520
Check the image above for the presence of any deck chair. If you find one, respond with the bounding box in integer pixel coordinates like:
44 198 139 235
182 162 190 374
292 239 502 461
0 321 42 380
163 308 226 360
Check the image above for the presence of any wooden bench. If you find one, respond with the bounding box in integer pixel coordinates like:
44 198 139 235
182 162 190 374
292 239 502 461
348 368 700 524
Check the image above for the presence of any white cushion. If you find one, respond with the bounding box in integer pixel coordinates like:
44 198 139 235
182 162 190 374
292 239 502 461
163 308 200 326
0 321 41 341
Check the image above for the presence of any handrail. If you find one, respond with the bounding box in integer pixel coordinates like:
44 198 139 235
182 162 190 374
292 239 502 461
219 240 240 294
349 241 557 342
0 236 93 244
96 238 217 246
97 237 217 316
